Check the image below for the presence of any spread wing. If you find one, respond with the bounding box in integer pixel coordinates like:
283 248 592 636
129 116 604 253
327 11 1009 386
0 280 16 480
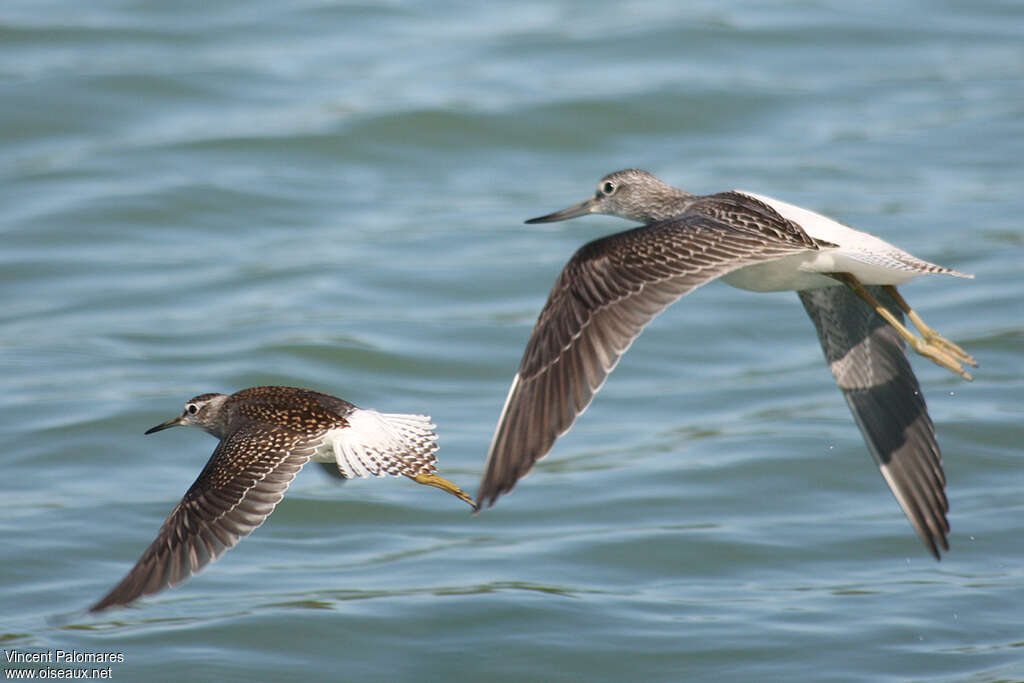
477 195 820 509
90 425 317 611
799 285 948 558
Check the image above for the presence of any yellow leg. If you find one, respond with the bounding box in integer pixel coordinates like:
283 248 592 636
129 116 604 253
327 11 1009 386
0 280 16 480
831 274 973 381
882 285 977 367
409 472 476 508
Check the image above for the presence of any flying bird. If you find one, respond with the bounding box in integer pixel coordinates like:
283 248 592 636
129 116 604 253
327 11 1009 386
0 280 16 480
91 386 473 612
477 169 975 559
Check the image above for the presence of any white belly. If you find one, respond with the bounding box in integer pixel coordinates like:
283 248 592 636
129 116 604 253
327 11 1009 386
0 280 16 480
721 255 839 292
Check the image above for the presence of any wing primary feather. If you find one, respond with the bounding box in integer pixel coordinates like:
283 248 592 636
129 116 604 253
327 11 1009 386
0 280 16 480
90 426 314 611
800 285 949 558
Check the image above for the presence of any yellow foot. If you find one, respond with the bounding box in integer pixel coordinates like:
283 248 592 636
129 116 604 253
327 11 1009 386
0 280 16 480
906 335 974 381
410 473 477 508
911 315 977 368
882 284 977 372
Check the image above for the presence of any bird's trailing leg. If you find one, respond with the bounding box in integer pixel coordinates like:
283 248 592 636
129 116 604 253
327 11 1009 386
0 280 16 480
830 273 974 380
882 285 977 369
408 473 476 508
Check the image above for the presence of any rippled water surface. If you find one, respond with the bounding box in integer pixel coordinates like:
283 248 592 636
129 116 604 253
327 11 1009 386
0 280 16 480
2 2 1022 681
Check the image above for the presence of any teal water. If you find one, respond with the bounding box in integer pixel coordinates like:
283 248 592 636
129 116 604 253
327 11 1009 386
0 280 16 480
2 2 1022 681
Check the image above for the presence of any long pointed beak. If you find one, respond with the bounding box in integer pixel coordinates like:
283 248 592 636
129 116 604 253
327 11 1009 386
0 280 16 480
145 414 185 435
525 196 598 224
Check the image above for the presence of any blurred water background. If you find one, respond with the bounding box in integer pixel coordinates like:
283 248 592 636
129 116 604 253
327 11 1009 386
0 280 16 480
1 1 1022 681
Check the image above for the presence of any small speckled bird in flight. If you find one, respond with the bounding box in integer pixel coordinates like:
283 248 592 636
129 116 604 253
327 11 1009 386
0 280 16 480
91 386 473 612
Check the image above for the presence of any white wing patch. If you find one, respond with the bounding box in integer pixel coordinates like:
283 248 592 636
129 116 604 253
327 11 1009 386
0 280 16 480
327 409 439 479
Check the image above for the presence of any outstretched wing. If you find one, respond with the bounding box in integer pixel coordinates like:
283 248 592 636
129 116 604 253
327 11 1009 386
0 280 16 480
477 195 820 509
799 285 948 559
90 425 317 611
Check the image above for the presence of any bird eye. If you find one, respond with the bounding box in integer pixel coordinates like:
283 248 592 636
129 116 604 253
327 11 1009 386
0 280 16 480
186 404 199 415
601 181 616 196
